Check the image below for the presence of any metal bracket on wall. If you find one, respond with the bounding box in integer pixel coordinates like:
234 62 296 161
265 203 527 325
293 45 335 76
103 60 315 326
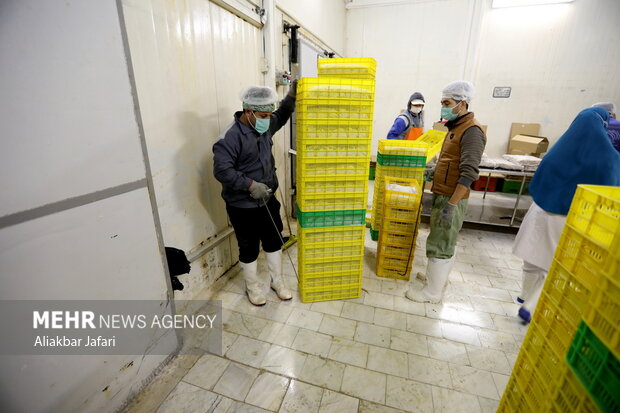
186 226 235 263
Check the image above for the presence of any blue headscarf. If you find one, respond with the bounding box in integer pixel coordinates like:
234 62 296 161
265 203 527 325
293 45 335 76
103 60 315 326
529 107 620 215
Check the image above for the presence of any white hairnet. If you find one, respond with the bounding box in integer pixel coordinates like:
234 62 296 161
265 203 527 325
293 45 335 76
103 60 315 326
592 102 616 114
240 86 278 110
442 80 475 103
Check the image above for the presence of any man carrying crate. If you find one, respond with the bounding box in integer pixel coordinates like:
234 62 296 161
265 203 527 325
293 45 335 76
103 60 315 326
213 83 297 306
406 81 486 303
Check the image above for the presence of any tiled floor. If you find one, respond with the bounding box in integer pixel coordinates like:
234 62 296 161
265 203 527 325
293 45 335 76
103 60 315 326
127 223 528 413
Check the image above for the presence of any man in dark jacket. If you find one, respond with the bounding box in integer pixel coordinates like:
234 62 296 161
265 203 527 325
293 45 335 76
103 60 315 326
213 82 296 306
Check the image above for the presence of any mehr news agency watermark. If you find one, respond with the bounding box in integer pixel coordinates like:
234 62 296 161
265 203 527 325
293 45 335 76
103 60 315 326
0 300 222 355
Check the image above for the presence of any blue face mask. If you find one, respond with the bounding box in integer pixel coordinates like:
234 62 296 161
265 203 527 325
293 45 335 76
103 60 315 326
251 111 270 134
441 104 462 122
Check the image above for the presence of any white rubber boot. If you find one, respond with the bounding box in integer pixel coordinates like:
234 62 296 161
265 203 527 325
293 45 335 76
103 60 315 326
416 248 455 283
266 250 292 301
519 270 546 323
517 268 539 304
241 260 266 306
406 258 453 303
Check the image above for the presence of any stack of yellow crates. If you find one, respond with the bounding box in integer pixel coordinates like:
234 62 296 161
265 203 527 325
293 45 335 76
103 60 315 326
498 184 620 413
370 131 445 240
376 177 423 280
296 58 376 303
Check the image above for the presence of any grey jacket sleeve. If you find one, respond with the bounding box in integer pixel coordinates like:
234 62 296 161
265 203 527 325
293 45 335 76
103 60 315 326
458 126 487 187
213 135 253 191
269 94 296 135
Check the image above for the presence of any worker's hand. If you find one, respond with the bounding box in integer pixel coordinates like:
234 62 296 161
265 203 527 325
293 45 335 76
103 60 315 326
438 202 457 227
424 168 434 182
288 79 298 98
249 181 271 200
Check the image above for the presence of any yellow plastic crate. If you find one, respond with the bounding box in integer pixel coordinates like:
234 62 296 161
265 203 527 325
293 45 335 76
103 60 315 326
532 293 577 356
416 129 447 160
379 242 413 258
371 167 424 230
317 57 376 78
585 268 620 360
513 351 555 412
296 99 374 120
295 191 367 212
376 178 422 280
384 207 423 222
299 255 364 274
522 323 569 385
298 225 365 244
377 139 429 157
299 242 364 262
383 179 423 210
297 174 368 195
566 185 620 251
377 130 446 161
296 119 373 139
297 156 369 176
296 138 371 158
375 165 425 181
298 77 376 100
545 259 596 328
501 353 541 412
299 282 362 303
549 368 599 413
381 218 417 233
553 226 605 292
299 270 362 288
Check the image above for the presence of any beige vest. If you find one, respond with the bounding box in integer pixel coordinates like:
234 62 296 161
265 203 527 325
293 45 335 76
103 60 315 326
432 113 484 198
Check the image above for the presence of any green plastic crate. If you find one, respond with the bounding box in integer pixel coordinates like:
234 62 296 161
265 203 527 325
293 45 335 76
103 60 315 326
501 178 529 194
296 205 366 228
370 228 379 241
567 321 620 413
377 153 426 168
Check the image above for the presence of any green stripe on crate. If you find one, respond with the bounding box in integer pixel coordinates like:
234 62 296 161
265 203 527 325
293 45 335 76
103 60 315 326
377 153 427 168
566 321 620 413
296 205 366 228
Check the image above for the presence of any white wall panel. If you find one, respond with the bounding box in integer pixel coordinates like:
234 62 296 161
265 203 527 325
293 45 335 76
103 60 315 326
346 0 473 156
474 0 620 156
0 0 146 217
0 1 177 411
121 0 264 298
346 0 620 157
276 0 346 56
0 188 169 300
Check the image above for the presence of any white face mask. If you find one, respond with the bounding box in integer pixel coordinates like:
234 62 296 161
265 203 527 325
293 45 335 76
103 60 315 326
410 106 423 114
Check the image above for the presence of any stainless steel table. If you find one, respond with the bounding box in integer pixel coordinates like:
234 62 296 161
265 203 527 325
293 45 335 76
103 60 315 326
478 168 536 227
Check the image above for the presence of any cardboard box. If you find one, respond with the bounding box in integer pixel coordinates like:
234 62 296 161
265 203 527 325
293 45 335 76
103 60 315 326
510 122 540 138
509 123 540 151
508 134 549 157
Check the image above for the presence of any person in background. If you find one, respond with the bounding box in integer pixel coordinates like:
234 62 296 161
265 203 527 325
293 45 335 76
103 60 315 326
406 81 486 303
387 92 425 139
592 102 620 152
513 107 620 323
213 82 297 306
